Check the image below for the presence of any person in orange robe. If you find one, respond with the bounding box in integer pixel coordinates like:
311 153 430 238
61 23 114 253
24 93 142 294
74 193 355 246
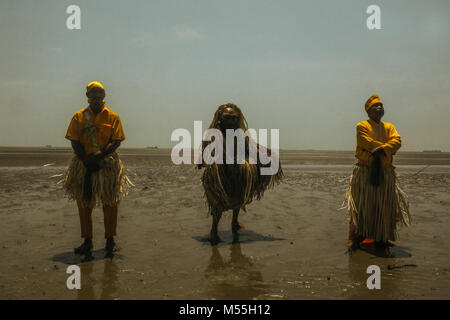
344 94 411 251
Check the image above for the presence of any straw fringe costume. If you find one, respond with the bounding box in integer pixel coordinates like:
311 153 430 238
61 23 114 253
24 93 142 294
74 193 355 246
64 151 131 208
199 103 283 243
344 163 410 242
343 95 411 243
202 147 283 215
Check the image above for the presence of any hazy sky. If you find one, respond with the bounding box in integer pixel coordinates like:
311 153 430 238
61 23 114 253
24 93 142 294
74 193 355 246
1 0 449 151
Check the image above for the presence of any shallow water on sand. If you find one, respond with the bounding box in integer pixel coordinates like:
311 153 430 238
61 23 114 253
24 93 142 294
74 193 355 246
0 149 449 299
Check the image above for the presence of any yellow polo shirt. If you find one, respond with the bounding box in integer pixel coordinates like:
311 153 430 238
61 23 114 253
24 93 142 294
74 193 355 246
65 106 125 155
355 119 401 168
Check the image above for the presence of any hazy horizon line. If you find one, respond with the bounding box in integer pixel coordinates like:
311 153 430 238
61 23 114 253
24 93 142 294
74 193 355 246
0 145 448 153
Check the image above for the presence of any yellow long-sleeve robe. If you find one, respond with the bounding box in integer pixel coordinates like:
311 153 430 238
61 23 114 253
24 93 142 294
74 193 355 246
355 119 402 168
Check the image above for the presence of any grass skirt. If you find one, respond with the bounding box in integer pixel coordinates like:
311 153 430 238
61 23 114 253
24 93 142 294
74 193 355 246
343 163 411 242
202 161 283 214
62 152 133 207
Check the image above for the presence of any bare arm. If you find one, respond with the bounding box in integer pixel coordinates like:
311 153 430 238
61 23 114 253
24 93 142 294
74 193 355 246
87 140 121 163
101 140 121 156
82 140 121 168
71 140 86 160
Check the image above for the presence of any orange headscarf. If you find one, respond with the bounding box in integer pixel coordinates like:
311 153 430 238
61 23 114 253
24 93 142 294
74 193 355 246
365 94 382 112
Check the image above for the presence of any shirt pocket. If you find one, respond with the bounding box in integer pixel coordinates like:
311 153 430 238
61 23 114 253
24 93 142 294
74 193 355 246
99 123 113 142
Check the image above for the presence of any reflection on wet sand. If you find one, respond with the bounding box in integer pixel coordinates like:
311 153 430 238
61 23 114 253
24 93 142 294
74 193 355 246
205 243 266 299
100 259 119 300
3 148 449 299
346 244 413 299
77 262 95 300
77 259 119 300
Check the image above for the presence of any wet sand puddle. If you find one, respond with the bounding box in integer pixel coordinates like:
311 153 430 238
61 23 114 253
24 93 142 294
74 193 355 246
0 149 449 299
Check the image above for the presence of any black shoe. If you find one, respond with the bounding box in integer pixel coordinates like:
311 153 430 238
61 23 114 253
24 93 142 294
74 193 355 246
74 239 93 255
348 236 365 251
105 237 116 258
375 241 394 249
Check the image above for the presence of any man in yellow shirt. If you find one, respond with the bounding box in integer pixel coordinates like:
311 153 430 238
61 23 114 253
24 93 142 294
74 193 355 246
63 81 132 260
344 94 411 251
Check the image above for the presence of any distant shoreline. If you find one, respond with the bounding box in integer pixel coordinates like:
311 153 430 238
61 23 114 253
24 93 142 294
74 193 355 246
0 146 448 154
0 147 449 167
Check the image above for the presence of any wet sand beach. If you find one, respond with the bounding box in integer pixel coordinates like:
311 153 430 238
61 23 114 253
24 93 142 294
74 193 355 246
0 147 449 299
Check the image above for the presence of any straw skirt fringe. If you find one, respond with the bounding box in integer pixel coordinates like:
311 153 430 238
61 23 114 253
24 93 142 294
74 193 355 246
344 163 411 242
62 152 133 207
202 162 283 214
